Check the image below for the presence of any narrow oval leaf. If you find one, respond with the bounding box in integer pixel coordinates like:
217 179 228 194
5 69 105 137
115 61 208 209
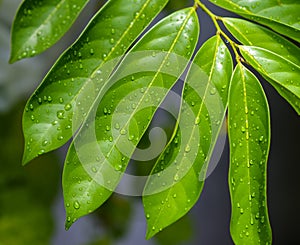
143 35 233 238
223 17 300 66
240 46 300 114
228 64 272 244
10 0 89 62
63 7 199 229
210 0 300 42
22 0 169 165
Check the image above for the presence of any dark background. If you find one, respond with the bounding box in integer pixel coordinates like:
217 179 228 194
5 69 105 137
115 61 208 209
0 0 299 244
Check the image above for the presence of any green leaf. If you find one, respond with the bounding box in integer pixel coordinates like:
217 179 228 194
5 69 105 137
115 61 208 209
143 35 233 238
63 7 199 229
22 0 169 165
223 17 300 66
239 46 300 114
10 0 89 62
210 0 300 42
228 64 272 244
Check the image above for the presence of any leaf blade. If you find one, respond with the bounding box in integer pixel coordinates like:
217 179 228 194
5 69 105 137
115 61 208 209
210 0 300 42
228 64 272 244
10 0 89 62
223 17 300 66
240 45 300 114
143 35 233 238
63 7 200 229
22 0 170 165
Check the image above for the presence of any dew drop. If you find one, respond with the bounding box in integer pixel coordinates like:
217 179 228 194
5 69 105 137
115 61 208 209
57 135 64 141
64 103 72 111
184 145 191 153
73 201 80 209
59 97 64 103
194 116 200 125
57 110 65 119
210 87 217 95
120 128 127 135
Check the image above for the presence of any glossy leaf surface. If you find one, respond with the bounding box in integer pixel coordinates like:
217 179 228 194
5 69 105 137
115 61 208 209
10 0 89 62
228 64 272 244
240 46 300 114
63 7 199 229
211 0 300 42
223 17 300 66
143 35 232 238
22 0 169 165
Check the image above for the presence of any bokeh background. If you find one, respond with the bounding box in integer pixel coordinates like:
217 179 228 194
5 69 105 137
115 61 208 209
0 0 299 244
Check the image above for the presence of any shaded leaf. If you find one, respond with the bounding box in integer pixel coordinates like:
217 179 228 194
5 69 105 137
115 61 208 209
240 46 300 114
22 0 169 165
210 0 300 42
63 7 199 229
143 35 232 238
228 64 272 244
10 0 89 62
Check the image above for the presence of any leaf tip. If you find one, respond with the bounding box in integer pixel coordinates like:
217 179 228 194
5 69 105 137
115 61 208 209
145 225 159 240
22 147 37 166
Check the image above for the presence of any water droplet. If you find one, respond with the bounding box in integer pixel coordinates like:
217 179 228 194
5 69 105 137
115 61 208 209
64 103 72 111
146 214 150 219
185 145 191 153
103 107 108 115
120 128 126 135
57 135 64 141
73 201 80 209
194 116 200 125
174 174 179 181
59 97 64 103
57 110 65 119
110 38 115 44
42 140 48 146
47 96 52 102
210 87 216 95
115 164 122 171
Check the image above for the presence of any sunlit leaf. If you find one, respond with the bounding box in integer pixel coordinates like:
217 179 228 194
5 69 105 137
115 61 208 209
22 0 169 165
143 35 232 238
240 46 300 114
228 64 272 244
63 7 199 229
10 0 89 62
210 0 300 42
223 17 300 66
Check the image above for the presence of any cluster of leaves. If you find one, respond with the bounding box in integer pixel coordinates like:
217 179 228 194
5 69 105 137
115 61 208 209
10 0 300 244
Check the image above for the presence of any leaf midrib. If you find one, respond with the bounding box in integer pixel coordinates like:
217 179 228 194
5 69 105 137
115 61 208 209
239 64 254 228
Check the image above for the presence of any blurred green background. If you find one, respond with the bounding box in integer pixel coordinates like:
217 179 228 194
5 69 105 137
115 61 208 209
0 0 300 244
